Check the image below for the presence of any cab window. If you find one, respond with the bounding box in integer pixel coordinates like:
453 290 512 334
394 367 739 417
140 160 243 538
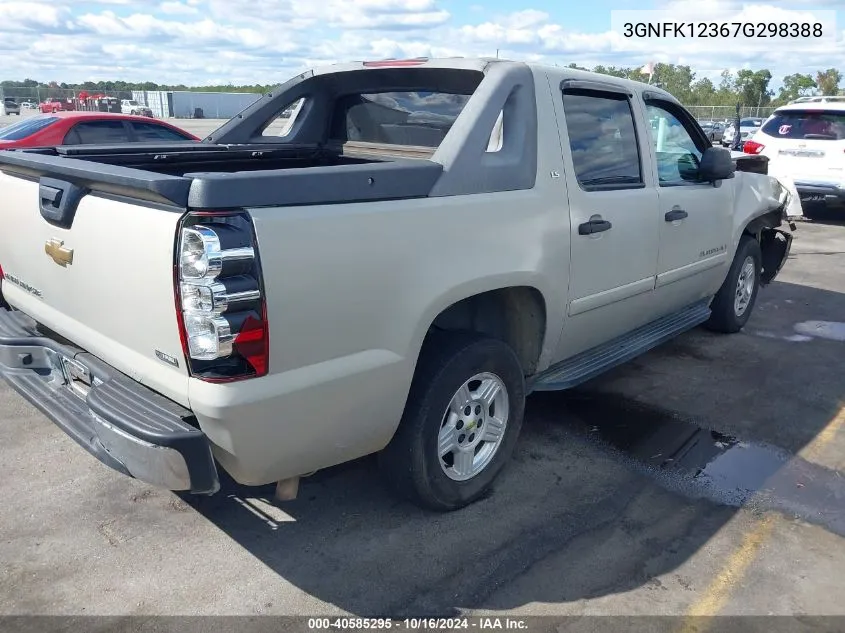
561 89 643 190
645 102 705 185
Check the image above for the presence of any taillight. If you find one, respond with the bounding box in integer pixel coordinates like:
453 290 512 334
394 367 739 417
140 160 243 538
174 211 268 382
743 140 765 154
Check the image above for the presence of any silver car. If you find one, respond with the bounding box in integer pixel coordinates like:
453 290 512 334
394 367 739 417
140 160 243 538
2 98 20 116
722 118 763 148
698 120 725 143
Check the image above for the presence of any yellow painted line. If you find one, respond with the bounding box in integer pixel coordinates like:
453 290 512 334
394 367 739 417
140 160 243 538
799 402 845 463
676 403 844 632
677 513 776 633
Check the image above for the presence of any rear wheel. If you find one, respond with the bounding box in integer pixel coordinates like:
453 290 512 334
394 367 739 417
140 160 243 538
705 236 761 333
379 331 525 511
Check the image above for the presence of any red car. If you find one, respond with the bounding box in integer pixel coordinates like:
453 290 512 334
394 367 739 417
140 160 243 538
0 111 199 149
39 98 75 113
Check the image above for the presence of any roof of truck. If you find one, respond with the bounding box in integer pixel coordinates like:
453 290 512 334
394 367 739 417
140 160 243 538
309 57 678 103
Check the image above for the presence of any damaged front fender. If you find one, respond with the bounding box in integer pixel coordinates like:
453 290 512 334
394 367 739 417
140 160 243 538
730 162 796 287
760 228 792 286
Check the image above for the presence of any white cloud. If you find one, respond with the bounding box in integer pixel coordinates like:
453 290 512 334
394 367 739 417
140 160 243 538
0 0 841 92
0 2 73 32
158 1 198 14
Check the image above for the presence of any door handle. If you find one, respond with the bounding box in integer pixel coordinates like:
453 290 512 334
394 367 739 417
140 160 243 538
665 209 688 222
578 217 613 235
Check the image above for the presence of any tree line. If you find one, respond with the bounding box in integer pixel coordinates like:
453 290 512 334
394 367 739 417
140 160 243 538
3 64 843 106
1 78 271 95
566 63 842 107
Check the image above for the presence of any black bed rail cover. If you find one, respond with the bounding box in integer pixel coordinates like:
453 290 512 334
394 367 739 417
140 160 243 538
0 149 191 207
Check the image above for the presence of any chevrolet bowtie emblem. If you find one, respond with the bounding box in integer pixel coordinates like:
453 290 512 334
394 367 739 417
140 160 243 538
45 238 74 267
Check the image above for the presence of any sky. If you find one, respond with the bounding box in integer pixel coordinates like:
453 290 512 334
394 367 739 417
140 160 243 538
0 0 843 90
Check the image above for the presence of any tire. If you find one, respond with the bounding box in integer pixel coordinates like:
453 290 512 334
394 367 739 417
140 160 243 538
705 236 762 333
379 331 526 511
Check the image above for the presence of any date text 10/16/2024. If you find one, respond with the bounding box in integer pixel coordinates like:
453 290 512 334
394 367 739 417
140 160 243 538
307 618 528 630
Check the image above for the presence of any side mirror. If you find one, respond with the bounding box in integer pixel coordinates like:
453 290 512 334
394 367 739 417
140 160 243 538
699 146 735 182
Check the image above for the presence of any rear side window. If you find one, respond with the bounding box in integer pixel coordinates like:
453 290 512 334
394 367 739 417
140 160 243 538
762 110 845 141
330 91 472 148
130 121 193 142
562 89 642 189
0 116 57 140
262 98 306 137
64 120 131 144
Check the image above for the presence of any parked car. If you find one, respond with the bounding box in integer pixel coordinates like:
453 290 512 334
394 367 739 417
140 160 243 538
121 99 154 117
745 102 845 207
20 101 37 110
39 98 75 113
722 118 764 149
698 120 725 143
0 58 794 511
0 112 199 149
788 95 845 105
2 98 20 116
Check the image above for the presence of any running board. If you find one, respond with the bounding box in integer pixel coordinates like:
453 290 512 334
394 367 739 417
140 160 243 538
529 300 712 393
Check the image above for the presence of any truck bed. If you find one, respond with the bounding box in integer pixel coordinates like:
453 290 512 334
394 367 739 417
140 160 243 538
0 142 444 209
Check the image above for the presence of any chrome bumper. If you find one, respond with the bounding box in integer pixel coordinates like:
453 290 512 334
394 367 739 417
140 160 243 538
0 308 219 494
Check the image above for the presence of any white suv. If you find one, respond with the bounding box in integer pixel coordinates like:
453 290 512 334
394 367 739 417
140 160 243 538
745 102 845 207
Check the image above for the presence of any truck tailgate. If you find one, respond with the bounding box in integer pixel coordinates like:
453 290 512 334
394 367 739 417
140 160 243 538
0 171 190 407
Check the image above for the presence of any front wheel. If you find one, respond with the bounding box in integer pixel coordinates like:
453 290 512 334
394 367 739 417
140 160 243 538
705 236 761 333
379 332 525 511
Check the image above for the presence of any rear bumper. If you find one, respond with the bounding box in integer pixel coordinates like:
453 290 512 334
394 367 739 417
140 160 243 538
0 308 219 494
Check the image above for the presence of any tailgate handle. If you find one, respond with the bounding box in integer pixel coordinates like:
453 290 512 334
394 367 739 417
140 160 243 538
39 177 89 230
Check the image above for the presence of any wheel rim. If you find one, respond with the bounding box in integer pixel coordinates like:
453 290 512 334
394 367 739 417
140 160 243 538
438 372 509 482
734 255 756 317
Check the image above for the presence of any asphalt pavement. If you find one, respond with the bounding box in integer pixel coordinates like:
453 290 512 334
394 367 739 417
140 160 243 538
1 106 844 620
1 211 844 619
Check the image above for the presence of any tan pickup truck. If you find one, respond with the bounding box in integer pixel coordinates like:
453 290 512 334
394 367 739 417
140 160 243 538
0 58 793 511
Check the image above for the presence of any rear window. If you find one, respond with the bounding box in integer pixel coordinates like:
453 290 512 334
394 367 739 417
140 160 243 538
330 91 472 148
762 110 845 141
740 118 762 127
0 116 58 140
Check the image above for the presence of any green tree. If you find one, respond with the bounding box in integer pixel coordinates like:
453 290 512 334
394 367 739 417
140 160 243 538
775 73 816 104
815 68 842 96
734 69 772 107
688 77 716 106
651 64 695 102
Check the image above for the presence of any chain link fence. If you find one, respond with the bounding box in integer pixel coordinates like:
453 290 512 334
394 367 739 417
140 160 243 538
685 105 778 122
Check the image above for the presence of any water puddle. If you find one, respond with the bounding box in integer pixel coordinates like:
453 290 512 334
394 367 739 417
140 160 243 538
558 393 845 536
794 320 845 342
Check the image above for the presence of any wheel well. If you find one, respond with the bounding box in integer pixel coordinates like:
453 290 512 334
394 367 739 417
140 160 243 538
427 287 547 376
741 210 790 285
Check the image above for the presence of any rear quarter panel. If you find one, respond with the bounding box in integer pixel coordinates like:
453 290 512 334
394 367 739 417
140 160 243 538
190 72 571 483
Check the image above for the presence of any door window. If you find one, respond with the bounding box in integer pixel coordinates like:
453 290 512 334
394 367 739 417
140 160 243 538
64 120 131 144
130 121 193 142
646 103 705 185
562 90 643 190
